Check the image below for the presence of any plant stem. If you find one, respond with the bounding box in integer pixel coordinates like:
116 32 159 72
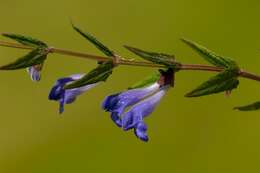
0 41 260 82
180 64 223 72
239 70 260 81
49 47 109 62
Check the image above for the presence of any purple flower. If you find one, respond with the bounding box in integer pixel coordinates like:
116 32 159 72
102 68 174 142
49 74 98 113
102 83 168 142
27 64 43 81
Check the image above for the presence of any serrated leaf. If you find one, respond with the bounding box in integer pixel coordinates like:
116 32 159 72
2 33 47 47
234 101 260 111
185 68 239 97
181 38 237 68
64 61 114 89
0 48 47 70
128 72 161 89
124 45 176 67
72 24 114 57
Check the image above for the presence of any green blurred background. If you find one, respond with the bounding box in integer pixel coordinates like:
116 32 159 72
0 0 260 172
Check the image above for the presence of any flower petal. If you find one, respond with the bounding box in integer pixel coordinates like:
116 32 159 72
122 88 167 130
27 66 41 81
110 112 122 127
134 122 149 142
64 83 98 104
102 83 160 115
48 77 73 101
121 110 142 131
102 93 121 111
59 97 65 114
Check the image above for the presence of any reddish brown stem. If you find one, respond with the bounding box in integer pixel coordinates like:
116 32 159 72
239 70 260 81
180 64 223 72
0 40 260 82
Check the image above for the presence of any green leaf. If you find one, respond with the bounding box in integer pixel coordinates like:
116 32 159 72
185 68 239 97
181 38 237 68
72 24 114 57
2 33 47 47
128 72 161 89
64 61 114 89
124 45 176 67
234 101 260 111
0 48 47 70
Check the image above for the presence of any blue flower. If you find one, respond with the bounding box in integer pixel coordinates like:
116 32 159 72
27 64 43 81
103 84 168 142
102 68 174 142
49 74 98 114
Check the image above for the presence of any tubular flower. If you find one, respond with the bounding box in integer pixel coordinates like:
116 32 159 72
49 74 98 113
102 68 174 142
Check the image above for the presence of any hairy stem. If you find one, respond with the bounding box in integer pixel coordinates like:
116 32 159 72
0 41 260 82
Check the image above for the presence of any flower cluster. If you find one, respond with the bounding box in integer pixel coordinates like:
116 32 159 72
45 68 174 142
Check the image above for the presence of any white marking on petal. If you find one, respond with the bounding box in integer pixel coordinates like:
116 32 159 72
70 74 85 80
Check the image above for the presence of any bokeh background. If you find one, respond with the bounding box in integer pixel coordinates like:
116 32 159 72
0 0 260 172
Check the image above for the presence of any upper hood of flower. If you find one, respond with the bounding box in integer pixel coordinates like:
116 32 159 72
102 82 160 115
